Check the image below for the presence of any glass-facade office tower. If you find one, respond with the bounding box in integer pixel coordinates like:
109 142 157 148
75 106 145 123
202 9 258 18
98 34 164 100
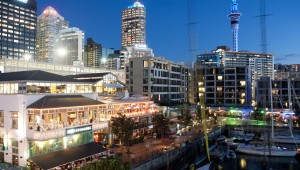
36 6 69 62
121 1 146 48
0 0 37 60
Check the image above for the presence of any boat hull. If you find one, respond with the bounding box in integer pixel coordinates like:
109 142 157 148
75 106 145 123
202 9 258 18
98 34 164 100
236 145 297 157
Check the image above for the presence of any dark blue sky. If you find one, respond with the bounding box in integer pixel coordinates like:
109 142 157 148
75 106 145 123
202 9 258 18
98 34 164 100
37 0 300 64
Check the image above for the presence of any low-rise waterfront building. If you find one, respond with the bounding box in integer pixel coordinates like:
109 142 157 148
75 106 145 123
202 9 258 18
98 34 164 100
0 70 158 168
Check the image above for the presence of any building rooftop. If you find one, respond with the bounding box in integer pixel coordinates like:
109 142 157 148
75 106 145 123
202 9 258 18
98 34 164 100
128 1 144 8
27 95 104 109
66 72 110 82
101 98 153 104
29 142 107 169
0 70 84 83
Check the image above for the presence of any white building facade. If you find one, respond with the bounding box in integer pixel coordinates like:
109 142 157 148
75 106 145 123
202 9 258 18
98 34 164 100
120 44 154 69
53 27 84 66
0 70 157 168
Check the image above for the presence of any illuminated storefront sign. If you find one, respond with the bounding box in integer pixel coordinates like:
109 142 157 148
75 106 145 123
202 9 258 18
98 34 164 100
66 125 92 135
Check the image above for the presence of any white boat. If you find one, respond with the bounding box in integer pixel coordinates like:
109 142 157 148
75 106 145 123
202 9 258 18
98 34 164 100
236 143 297 157
258 79 300 144
226 150 236 159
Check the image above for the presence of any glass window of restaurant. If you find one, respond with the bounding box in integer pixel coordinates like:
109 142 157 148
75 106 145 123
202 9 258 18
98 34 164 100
27 82 51 94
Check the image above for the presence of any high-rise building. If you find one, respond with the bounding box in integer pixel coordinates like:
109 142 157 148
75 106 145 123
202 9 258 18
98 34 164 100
228 0 241 52
36 6 69 62
0 0 37 60
84 38 102 68
53 27 84 66
197 46 274 105
121 1 146 48
196 46 274 81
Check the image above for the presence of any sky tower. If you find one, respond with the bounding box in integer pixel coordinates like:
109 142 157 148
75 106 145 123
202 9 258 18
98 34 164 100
228 0 241 52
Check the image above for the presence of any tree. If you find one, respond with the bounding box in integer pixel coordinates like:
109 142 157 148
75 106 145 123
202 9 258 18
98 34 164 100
251 109 264 120
152 113 170 138
196 104 201 121
80 156 131 170
111 113 134 153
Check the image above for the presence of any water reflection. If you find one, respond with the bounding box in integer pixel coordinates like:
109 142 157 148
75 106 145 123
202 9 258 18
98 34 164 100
210 153 300 170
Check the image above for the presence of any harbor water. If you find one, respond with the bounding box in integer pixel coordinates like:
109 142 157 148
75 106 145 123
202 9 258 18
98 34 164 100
211 153 300 170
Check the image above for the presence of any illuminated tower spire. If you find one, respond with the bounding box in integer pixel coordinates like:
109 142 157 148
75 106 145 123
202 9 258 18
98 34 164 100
228 0 242 52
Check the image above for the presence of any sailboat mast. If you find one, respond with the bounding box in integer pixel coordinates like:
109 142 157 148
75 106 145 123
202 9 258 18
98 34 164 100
270 77 274 141
287 76 293 129
288 76 292 111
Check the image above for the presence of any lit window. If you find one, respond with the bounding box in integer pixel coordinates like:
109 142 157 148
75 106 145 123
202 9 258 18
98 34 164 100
240 81 246 86
11 112 18 129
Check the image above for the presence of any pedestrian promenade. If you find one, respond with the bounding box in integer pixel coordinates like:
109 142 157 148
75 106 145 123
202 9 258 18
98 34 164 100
110 124 203 166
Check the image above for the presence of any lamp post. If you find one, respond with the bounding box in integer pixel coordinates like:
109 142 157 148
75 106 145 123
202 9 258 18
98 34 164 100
23 53 32 61
101 58 107 69
57 48 67 64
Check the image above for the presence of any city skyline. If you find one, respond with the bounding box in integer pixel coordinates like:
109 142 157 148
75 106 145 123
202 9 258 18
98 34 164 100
37 0 300 64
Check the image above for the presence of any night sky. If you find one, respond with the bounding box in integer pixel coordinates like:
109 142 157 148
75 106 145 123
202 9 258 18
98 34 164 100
37 0 300 64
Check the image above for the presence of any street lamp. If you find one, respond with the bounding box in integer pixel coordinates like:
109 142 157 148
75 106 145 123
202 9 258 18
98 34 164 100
57 48 67 64
57 48 67 56
23 53 31 61
101 58 107 69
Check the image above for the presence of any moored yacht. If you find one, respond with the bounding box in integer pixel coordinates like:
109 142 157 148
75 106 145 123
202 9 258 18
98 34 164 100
236 143 297 157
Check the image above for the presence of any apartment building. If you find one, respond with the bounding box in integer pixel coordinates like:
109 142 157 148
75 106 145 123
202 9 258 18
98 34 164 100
198 66 252 107
126 56 187 105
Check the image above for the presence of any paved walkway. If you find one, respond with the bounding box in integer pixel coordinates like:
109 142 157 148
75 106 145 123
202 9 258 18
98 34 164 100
110 125 203 166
